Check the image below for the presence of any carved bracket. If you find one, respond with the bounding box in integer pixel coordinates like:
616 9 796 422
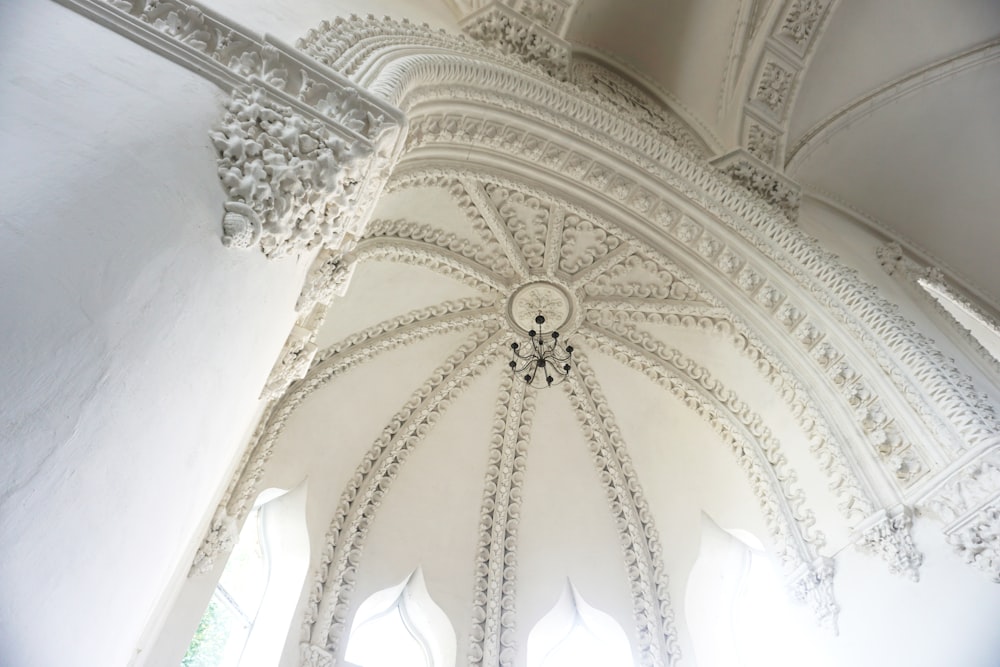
712 149 801 221
53 0 407 258
920 445 1000 581
792 557 838 633
461 1 574 80
854 507 923 581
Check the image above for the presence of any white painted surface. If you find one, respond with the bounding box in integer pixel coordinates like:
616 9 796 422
5 2 1000 667
0 2 307 665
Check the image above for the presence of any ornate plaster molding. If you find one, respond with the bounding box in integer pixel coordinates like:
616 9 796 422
580 325 825 565
382 173 896 553
188 300 503 575
395 95 998 468
947 505 1000 582
297 15 708 160
877 242 1000 380
56 0 407 258
567 354 682 665
301 329 505 659
919 445 1000 581
712 149 802 220
854 507 922 582
724 0 840 168
392 164 933 496
460 1 573 81
469 377 533 666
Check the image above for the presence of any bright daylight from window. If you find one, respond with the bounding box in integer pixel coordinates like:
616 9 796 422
182 507 267 667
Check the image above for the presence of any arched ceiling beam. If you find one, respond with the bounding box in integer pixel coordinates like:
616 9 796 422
726 0 843 167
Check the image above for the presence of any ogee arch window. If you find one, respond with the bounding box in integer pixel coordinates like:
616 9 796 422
344 567 456 667
526 580 632 667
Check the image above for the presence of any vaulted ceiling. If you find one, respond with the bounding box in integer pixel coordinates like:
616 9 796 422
563 0 1000 304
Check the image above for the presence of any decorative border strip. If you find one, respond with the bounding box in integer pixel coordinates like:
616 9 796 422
190 300 501 574
301 328 504 661
566 353 682 665
469 376 533 666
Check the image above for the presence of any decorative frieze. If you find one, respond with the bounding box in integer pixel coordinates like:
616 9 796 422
572 61 708 157
746 120 780 165
753 60 795 119
779 0 828 49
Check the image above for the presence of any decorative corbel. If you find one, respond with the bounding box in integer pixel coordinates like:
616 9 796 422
854 506 922 581
460 0 577 80
712 148 801 221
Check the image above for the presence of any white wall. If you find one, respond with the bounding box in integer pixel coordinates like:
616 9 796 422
0 2 308 664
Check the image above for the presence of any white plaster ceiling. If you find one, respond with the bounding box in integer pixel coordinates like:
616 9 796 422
785 0 1000 303
559 0 1000 303
566 0 746 146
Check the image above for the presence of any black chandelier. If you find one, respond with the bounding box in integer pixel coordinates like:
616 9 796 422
509 314 573 387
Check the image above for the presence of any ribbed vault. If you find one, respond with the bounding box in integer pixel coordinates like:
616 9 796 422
258 170 893 666
185 14 1000 667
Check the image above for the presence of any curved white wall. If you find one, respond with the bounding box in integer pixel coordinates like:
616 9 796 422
0 2 308 664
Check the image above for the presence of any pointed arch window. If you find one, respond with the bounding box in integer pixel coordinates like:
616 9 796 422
344 568 456 667
526 580 632 667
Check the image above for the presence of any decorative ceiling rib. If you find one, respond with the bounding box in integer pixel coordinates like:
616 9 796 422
139 10 1000 663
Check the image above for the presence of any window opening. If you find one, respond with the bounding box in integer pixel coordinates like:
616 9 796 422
182 483 308 667
686 513 834 667
918 279 1000 362
527 579 632 667
344 567 456 667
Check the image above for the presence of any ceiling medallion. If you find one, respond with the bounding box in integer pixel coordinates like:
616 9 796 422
507 281 575 387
